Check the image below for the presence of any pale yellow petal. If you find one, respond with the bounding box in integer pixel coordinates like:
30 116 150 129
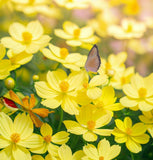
63 21 79 35
58 144 73 160
41 97 62 109
48 143 59 157
72 150 85 160
12 145 31 160
27 21 43 40
120 96 138 108
1 37 26 53
54 29 73 39
52 131 69 144
80 27 94 38
87 87 102 99
9 22 25 41
146 97 153 104
93 129 112 136
40 123 52 137
126 138 142 153
66 40 82 46
32 155 44 160
49 44 61 57
0 112 13 139
89 75 107 87
83 144 99 159
123 84 139 98
30 143 48 154
62 96 79 115
115 119 126 132
115 136 127 143
83 131 97 142
0 44 6 60
63 63 80 71
33 35 51 47
35 81 58 98
139 101 153 111
19 134 43 149
64 120 87 135
108 145 121 159
0 136 10 148
25 43 42 54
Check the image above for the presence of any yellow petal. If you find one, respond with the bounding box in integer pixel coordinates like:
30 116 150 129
40 123 52 136
62 96 79 115
93 129 112 136
139 101 153 111
0 112 13 138
32 155 44 160
9 22 25 41
115 136 127 143
12 145 31 160
52 131 69 144
63 120 87 135
126 137 142 153
19 133 43 149
83 131 97 142
80 27 94 38
123 84 139 98
41 97 62 109
115 119 126 132
58 144 72 160
0 44 6 60
131 134 150 144
54 29 73 39
66 40 82 46
83 144 99 159
0 136 10 148
13 113 33 139
27 21 43 40
124 117 132 129
120 96 138 108
35 81 58 98
131 123 147 136
48 143 59 157
63 21 79 35
87 87 102 99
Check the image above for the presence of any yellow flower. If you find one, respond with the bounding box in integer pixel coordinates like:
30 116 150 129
1 20 51 54
139 110 153 138
112 117 150 153
110 66 135 90
32 154 57 160
83 138 121 160
76 70 108 104
31 123 69 156
0 44 12 79
120 73 153 111
42 44 86 71
58 144 85 160
108 18 146 39
12 0 61 19
35 69 84 115
0 112 43 160
64 104 112 142
98 51 127 78
55 0 90 9
93 86 123 116
54 21 99 47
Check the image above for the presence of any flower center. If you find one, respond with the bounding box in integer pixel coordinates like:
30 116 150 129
121 77 127 85
138 87 147 98
99 156 104 160
73 28 80 38
59 81 69 92
43 135 52 143
126 128 132 135
29 0 35 4
83 82 89 89
60 48 69 59
124 24 133 33
11 133 20 143
96 101 104 109
87 120 96 130
22 31 32 44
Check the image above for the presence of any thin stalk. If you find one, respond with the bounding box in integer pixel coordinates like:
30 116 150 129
57 107 63 131
130 152 135 160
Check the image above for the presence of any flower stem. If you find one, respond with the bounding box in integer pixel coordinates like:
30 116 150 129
130 152 135 160
57 107 63 131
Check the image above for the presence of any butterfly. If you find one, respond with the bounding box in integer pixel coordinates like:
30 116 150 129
85 44 101 73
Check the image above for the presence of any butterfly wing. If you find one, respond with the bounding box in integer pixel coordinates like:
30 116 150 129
85 44 101 72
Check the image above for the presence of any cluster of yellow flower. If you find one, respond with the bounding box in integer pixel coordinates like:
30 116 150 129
0 0 153 160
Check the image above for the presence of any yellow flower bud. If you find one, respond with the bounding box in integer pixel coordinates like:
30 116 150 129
33 75 39 81
4 77 15 90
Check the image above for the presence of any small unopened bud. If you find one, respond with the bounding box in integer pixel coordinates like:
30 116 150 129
33 75 39 81
5 77 15 90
